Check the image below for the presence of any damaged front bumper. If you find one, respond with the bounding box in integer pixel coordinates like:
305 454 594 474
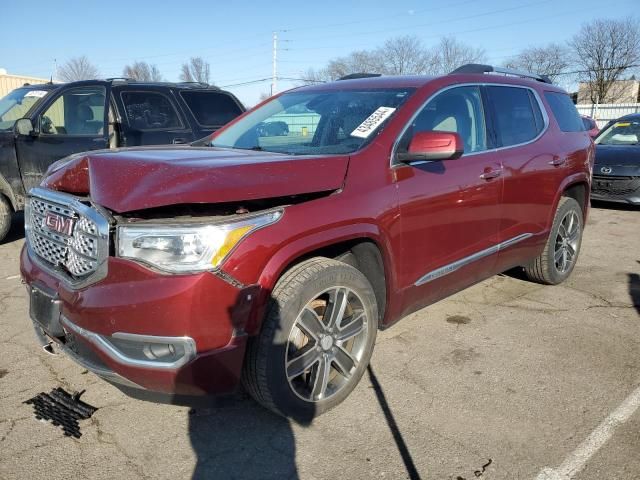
21 245 254 397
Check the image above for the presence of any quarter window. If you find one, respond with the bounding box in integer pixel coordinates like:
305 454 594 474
180 91 243 127
40 86 106 136
398 85 487 155
544 92 584 132
486 86 544 147
121 91 182 130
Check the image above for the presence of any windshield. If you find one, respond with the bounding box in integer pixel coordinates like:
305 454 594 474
595 119 640 146
211 88 415 155
0 87 50 130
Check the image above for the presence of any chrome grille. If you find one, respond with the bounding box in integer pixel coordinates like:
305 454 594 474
26 189 110 286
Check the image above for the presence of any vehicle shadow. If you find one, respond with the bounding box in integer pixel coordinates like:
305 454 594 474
590 200 639 211
629 268 640 316
187 292 311 480
188 396 300 480
3 212 25 244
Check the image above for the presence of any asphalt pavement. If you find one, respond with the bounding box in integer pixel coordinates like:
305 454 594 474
0 204 638 480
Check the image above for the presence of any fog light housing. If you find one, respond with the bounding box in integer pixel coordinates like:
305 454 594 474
143 343 176 360
60 316 196 370
104 334 194 368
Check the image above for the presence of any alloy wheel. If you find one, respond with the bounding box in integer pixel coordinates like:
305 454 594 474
285 287 370 402
554 210 580 273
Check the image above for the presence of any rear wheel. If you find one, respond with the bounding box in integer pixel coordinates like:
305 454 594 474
525 197 583 285
242 257 378 420
0 196 12 243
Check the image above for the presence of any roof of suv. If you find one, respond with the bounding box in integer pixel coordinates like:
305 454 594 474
16 79 228 92
296 68 565 94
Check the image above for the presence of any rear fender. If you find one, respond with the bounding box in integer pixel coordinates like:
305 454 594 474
549 172 591 227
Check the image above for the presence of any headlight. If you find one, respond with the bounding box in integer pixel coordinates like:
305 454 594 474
117 210 282 273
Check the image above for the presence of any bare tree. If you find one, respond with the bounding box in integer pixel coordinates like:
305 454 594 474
301 67 331 84
180 57 211 84
376 36 432 75
57 56 99 82
122 61 163 81
303 36 430 83
427 37 486 75
505 43 571 83
569 18 640 103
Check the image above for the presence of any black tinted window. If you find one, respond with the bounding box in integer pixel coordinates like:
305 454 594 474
487 86 543 147
544 92 584 132
121 91 182 130
180 91 242 126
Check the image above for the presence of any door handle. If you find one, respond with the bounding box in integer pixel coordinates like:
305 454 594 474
479 168 502 180
548 156 567 167
172 138 187 144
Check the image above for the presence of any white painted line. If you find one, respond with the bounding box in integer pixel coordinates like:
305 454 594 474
535 384 640 480
4 275 20 280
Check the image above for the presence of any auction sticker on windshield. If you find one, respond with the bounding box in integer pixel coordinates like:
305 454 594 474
351 107 396 139
24 91 49 98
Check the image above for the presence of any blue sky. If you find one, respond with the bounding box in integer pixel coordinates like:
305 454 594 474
1 0 636 106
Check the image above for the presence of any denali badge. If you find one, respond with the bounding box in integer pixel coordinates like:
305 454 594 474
44 212 75 236
600 166 613 174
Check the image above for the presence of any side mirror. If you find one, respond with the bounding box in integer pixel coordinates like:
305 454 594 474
397 131 463 163
14 118 36 137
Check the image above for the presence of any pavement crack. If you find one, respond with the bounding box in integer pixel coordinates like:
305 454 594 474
474 458 492 477
91 415 148 480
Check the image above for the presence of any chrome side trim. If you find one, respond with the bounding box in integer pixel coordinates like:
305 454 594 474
390 82 550 167
60 316 196 370
414 233 533 286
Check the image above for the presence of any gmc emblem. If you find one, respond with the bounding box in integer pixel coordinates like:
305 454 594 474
44 212 75 236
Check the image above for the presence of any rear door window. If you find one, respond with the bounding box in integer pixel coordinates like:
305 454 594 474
120 91 183 130
486 86 544 147
180 91 243 127
544 92 584 132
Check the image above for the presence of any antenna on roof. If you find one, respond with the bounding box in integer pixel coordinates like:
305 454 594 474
450 63 552 84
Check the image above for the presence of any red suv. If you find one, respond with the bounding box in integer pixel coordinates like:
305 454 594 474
21 65 593 419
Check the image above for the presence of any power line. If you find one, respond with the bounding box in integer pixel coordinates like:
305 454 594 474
554 64 640 76
284 0 554 46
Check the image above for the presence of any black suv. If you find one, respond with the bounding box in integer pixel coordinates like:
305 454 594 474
0 79 244 241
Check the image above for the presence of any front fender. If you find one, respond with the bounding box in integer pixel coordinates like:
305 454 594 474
240 222 397 336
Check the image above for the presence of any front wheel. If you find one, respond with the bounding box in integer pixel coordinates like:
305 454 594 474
0 195 12 243
524 197 583 285
242 257 378 420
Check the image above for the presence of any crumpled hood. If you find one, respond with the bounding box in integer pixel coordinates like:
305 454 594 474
42 146 349 213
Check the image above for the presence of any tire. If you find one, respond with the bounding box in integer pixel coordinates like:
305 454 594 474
0 195 12 244
242 257 378 420
525 197 583 285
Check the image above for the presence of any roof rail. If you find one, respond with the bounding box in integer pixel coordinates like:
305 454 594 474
338 73 382 81
176 81 210 87
106 77 135 82
450 64 552 84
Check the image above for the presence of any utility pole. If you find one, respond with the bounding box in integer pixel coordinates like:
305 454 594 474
271 31 277 96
